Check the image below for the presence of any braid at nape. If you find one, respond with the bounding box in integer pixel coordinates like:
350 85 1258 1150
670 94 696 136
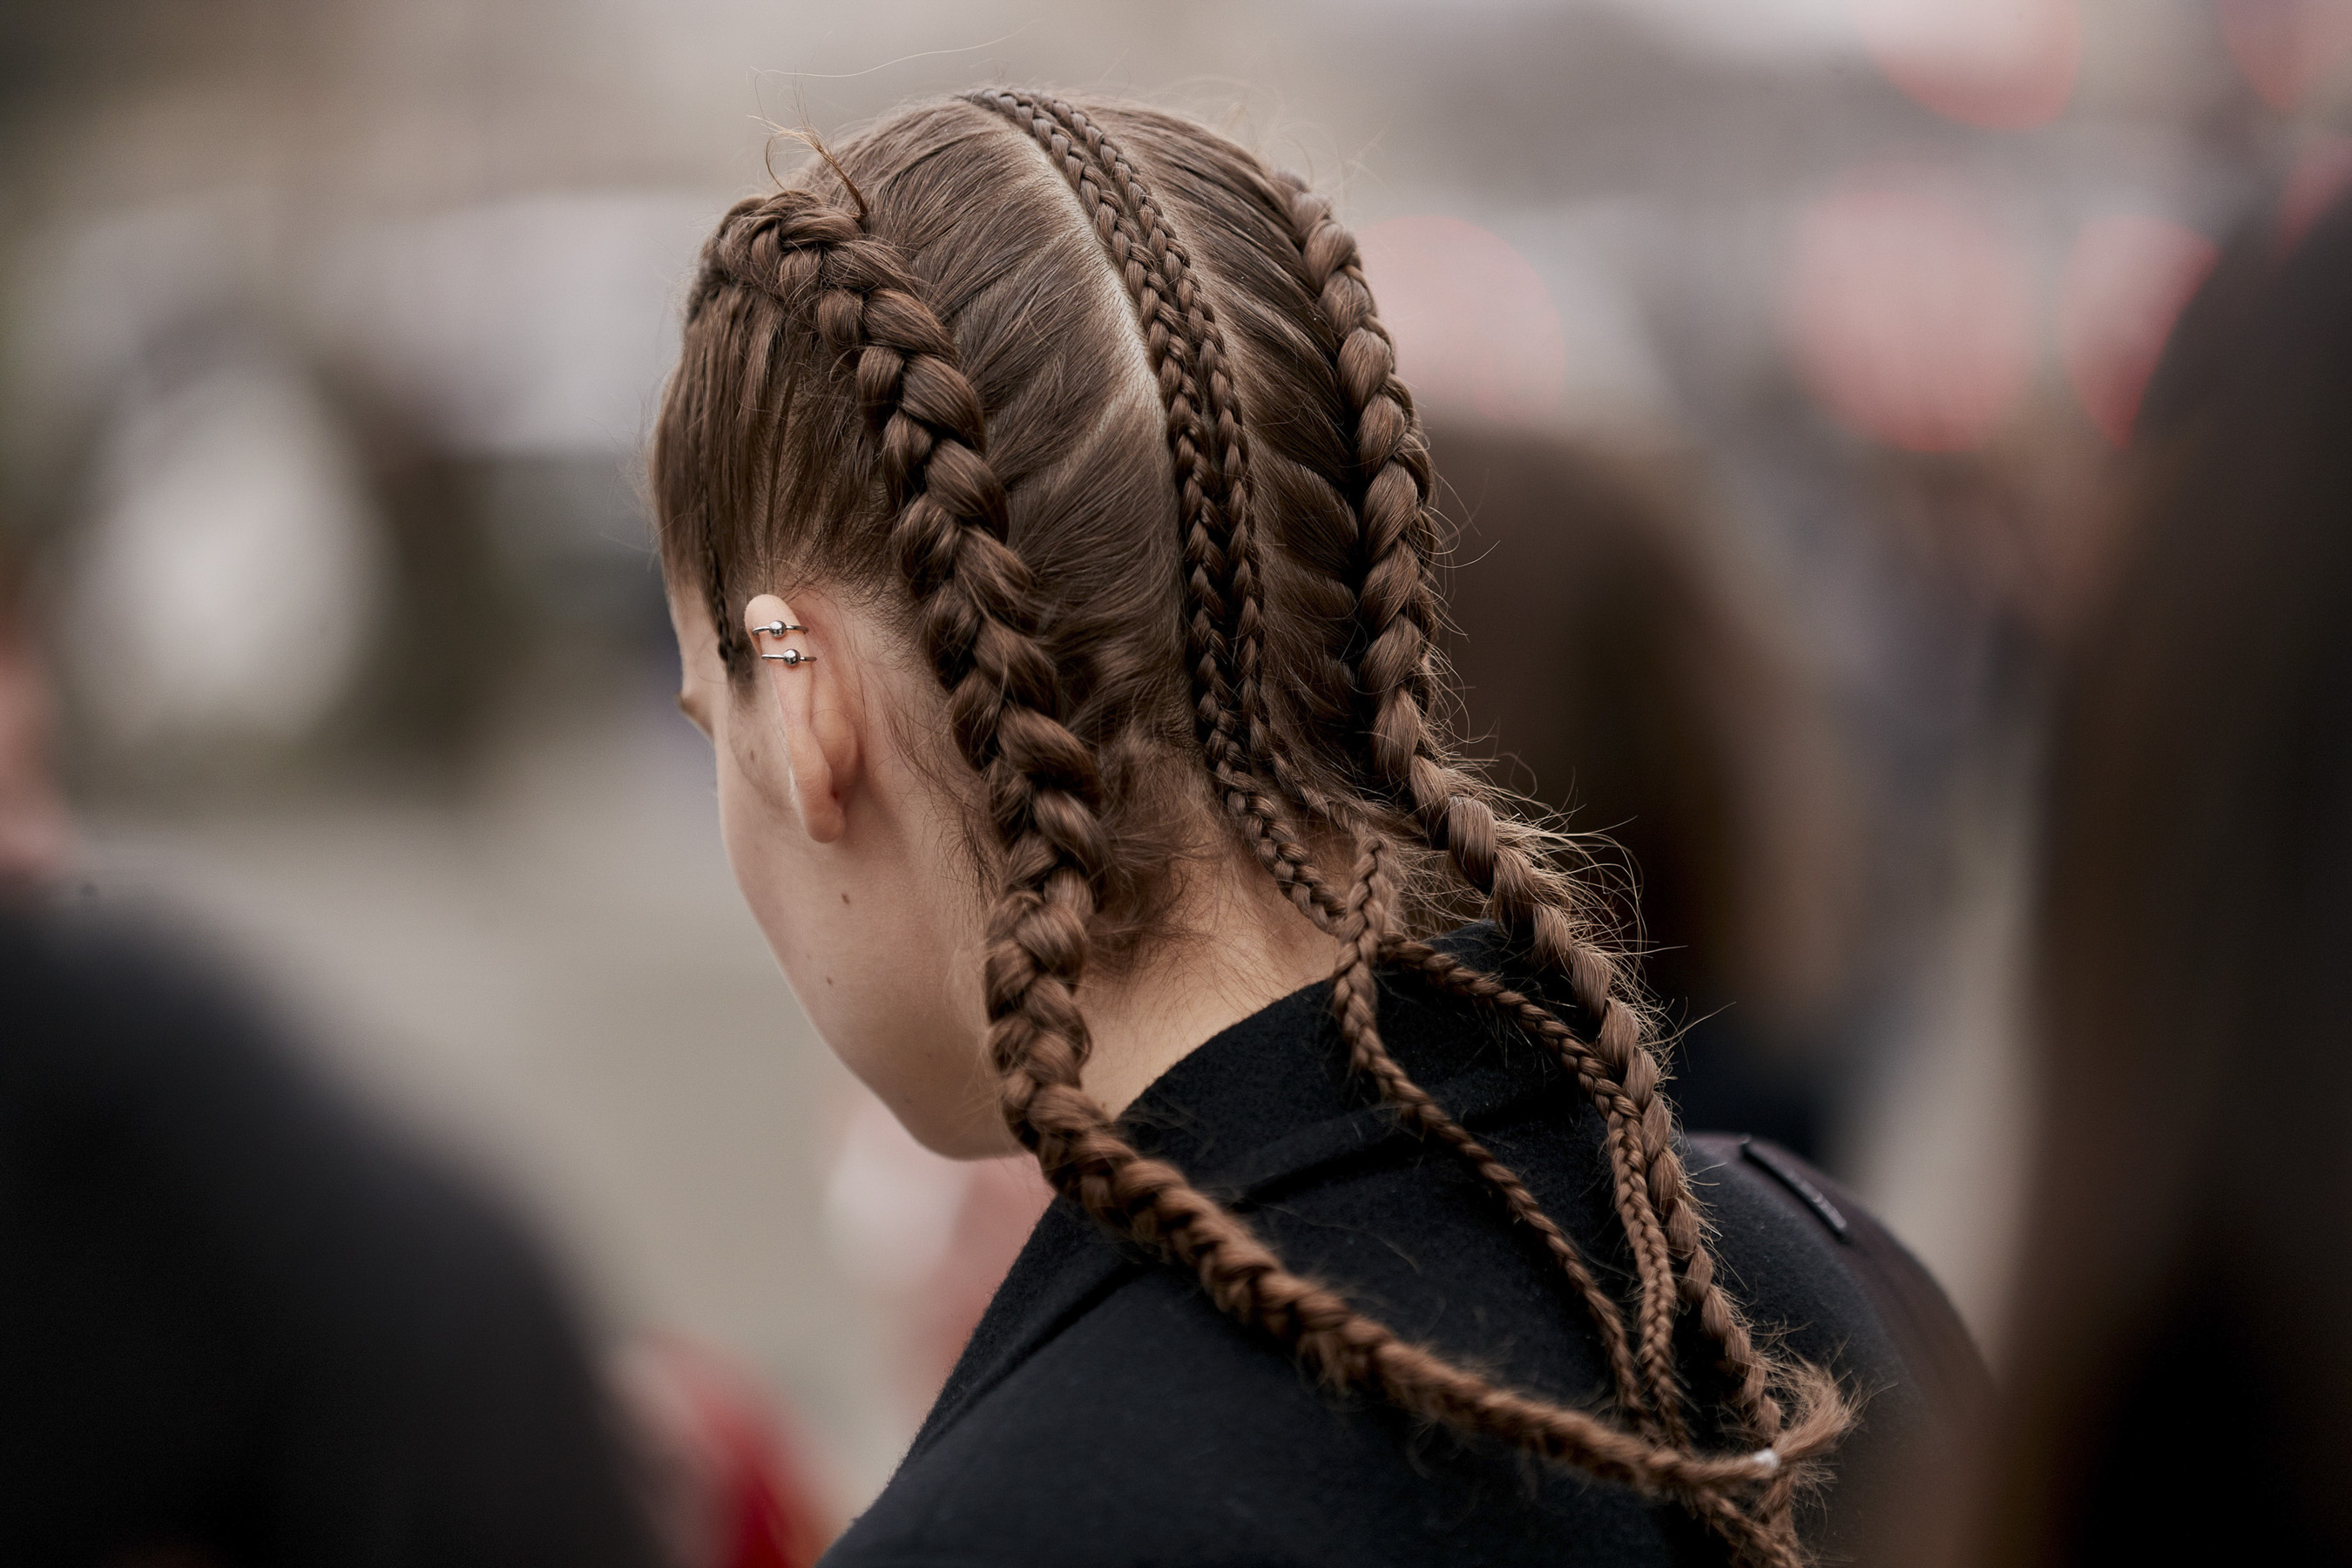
688 189 1824 1558
970 89 1682 1436
1272 170 1776 1447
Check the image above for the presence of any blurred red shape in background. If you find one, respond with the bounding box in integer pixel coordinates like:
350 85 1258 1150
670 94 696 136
2058 214 2219 446
621 1335 835 1568
1784 168 2038 454
2218 0 2352 112
1354 215 1566 427
1854 0 2082 130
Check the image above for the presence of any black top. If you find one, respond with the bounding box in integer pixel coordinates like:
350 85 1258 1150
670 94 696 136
825 929 1978 1567
0 911 665 1568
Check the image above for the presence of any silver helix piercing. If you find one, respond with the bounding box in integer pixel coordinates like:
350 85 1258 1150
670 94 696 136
750 619 817 666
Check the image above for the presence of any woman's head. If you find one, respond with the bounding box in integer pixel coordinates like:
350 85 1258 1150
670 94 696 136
655 90 1842 1564
655 97 1393 1146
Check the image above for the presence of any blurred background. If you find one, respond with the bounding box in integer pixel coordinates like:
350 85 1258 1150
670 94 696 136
3 0 2347 1528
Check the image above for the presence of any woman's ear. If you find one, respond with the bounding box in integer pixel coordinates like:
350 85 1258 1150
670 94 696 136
745 592 862 844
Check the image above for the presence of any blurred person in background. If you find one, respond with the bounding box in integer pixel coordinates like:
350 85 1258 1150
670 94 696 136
2 911 672 1567
0 543 816 1564
1968 186 2352 1563
1433 425 1859 1159
658 91 1977 1567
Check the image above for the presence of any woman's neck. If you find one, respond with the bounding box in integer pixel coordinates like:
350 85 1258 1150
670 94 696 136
1074 855 1335 1120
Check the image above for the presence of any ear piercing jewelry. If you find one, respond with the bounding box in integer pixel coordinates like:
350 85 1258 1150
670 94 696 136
751 619 818 666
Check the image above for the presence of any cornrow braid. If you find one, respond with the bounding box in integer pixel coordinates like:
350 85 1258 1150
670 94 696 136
968 92 1339 833
972 81 1840 1491
958 88 1832 1526
683 176 1824 1565
1274 173 1808 1471
969 78 1662 1358
666 92 1862 1564
968 89 1723 1451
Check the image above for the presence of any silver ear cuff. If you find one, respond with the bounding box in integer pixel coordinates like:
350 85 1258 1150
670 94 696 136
750 619 818 666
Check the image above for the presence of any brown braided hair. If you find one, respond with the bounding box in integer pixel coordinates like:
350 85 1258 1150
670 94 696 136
652 92 1848 1565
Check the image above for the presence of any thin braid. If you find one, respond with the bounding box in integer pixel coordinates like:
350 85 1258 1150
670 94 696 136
1382 936 1798 1447
958 92 1399 1013
972 88 1684 1429
1272 170 1705 1440
689 182 1821 1560
968 98 1359 960
1330 835 1656 1429
972 90 1354 912
703 532 740 674
971 91 1336 830
966 92 1247 778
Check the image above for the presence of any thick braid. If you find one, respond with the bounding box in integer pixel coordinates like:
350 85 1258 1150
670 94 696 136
974 91 1684 1433
690 193 1822 1558
1274 172 1781 1450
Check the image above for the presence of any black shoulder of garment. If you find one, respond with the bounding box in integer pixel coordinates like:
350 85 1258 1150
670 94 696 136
0 908 665 1568
824 926 1982 1568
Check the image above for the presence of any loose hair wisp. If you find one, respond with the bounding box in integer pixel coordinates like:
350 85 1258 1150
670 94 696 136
655 91 1848 1567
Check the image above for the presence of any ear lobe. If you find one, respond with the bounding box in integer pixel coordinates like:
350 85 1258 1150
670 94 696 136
746 593 858 844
